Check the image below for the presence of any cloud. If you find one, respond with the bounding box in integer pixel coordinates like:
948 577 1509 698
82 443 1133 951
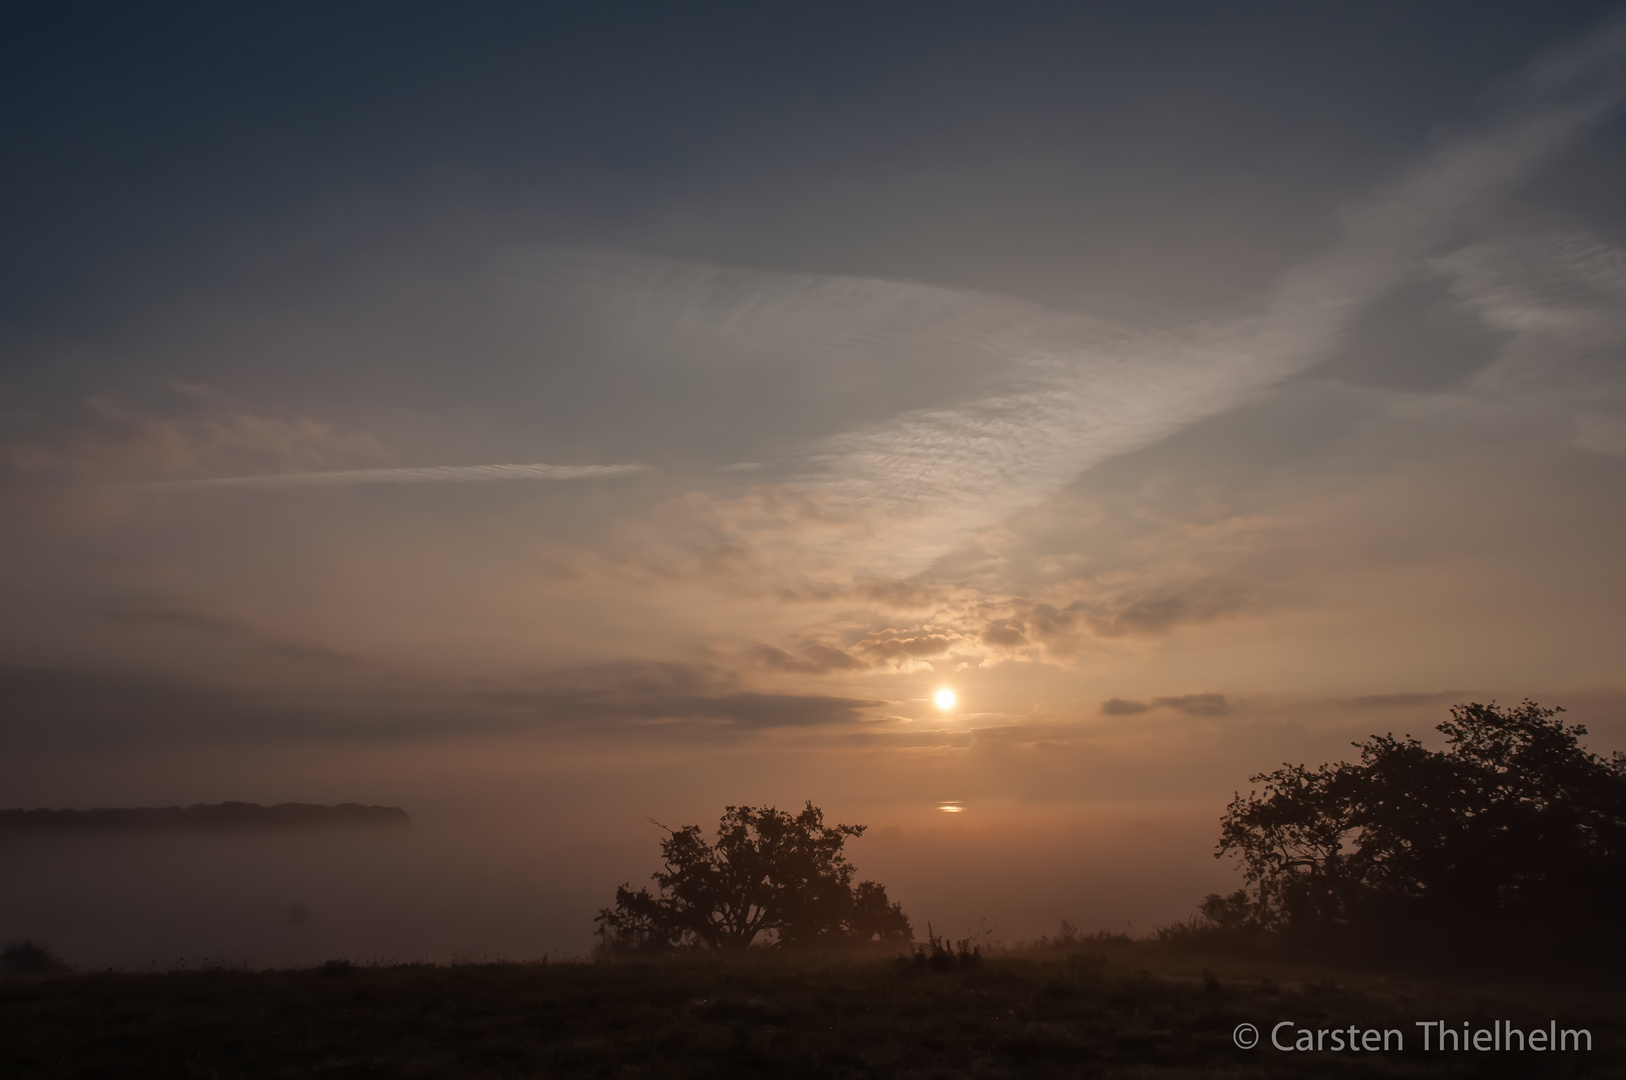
1099 693 1228 718
754 643 869 675
1434 232 1626 453
1100 593 1254 637
4 395 644 494
108 605 366 668
532 660 739 698
513 16 1626 587
0 666 331 749
1024 585 1257 655
632 692 878 730
980 621 1028 648
858 580 950 610
135 462 646 491
0 662 882 749
413 673 888 733
1151 693 1229 717
6 16 1625 766
110 606 245 636
6 399 387 485
854 630 963 662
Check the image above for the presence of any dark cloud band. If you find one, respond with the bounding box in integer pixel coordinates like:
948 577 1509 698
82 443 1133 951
132 463 644 490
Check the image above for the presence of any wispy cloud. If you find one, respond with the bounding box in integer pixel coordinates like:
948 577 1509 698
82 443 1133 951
135 462 645 490
522 15 1626 581
1099 694 1229 718
1435 232 1626 453
0 662 879 749
805 13 1626 566
6 401 389 486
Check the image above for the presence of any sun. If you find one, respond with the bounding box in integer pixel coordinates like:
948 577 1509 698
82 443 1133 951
934 688 956 710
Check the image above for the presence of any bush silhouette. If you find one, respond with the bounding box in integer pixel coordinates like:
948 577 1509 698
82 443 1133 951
596 801 912 953
905 924 982 971
1 940 69 977
1208 700 1626 957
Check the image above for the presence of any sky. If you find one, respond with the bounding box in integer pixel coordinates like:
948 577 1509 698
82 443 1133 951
3 1 1626 965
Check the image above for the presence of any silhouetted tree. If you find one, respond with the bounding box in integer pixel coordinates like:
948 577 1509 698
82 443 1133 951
596 802 912 953
1207 701 1626 952
1 940 69 976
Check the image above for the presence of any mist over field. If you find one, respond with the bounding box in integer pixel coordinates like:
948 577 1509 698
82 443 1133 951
7 690 1624 970
0 802 1227 970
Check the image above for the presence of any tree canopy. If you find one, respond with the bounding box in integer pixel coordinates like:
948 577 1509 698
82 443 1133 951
595 802 912 953
1204 701 1626 952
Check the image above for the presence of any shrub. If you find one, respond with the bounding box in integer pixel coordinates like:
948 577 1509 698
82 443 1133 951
596 802 912 954
1 940 70 977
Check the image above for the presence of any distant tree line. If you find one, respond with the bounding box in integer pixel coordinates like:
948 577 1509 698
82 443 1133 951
1202 701 1626 962
0 802 412 833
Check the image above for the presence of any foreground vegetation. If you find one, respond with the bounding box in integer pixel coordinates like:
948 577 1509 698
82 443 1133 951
7 700 1622 1076
3 938 1622 1078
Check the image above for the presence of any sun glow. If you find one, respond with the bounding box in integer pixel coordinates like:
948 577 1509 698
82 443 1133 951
934 688 956 710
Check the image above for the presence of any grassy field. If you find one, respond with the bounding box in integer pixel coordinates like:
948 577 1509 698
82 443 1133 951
2 941 1622 1078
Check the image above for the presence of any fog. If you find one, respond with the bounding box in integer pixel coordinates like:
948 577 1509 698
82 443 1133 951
7 687 1623 969
2 802 1231 970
